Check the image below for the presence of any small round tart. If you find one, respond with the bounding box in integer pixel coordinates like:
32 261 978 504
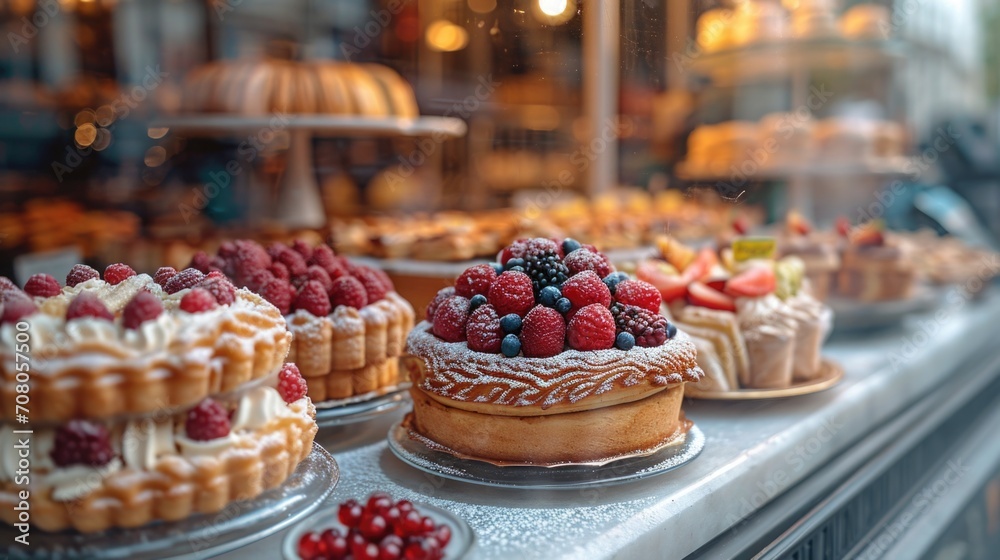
406 237 704 465
0 385 317 533
0 273 291 423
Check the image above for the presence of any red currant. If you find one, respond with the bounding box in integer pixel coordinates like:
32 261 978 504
360 513 389 540
403 540 429 560
395 499 414 514
349 528 368 549
297 532 322 560
384 506 401 529
353 541 380 560
367 492 393 514
321 528 347 560
434 525 452 547
420 516 436 535
338 501 364 528
423 537 443 560
398 511 423 537
379 540 403 560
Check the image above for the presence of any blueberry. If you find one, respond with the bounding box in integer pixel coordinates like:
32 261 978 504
508 265 525 273
505 258 526 271
562 238 582 255
666 322 677 339
616 332 636 350
500 313 522 334
490 262 505 275
539 285 562 307
501 334 521 357
469 294 488 311
555 297 572 314
603 273 624 295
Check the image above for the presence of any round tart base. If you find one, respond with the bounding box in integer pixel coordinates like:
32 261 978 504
407 384 687 465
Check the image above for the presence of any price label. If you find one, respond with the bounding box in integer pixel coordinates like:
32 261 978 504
732 238 776 263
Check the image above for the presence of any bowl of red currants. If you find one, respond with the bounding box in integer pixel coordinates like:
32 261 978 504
283 492 474 560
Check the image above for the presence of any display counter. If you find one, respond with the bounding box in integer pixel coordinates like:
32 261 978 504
224 288 1000 560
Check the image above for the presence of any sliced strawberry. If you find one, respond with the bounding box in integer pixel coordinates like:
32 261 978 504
706 278 728 292
688 281 736 312
787 210 811 236
836 215 852 238
732 215 749 235
724 266 776 298
636 260 688 302
681 248 719 283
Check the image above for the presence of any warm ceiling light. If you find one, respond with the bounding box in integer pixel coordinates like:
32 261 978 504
75 123 97 147
426 20 469 52
533 0 576 25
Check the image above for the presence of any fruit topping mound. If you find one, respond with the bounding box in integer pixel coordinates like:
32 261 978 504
296 493 453 560
428 238 677 357
192 240 393 316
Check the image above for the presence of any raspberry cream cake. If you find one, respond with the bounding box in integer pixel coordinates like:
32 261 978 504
406 238 703 465
0 266 317 533
195 240 414 403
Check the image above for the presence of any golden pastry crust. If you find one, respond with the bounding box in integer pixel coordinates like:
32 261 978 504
0 399 317 533
0 288 291 424
285 292 414 401
407 384 687 464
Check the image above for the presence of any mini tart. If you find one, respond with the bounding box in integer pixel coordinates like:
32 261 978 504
0 387 317 533
405 323 702 464
285 292 414 402
838 240 917 302
0 275 291 423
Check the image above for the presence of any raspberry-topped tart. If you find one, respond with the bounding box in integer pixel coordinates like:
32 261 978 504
195 240 415 403
0 268 317 533
405 238 703 465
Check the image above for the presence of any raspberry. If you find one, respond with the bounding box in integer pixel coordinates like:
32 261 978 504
425 287 455 321
180 288 218 313
432 295 470 342
304 265 334 294
309 245 347 280
230 240 272 283
466 304 502 353
23 274 61 297
560 271 612 315
189 251 213 273
270 244 308 278
292 239 314 261
567 303 616 351
185 398 231 441
455 264 497 298
524 250 569 295
610 303 667 348
277 363 308 403
353 266 389 303
260 278 295 314
520 305 566 358
244 269 275 293
498 239 529 265
66 292 113 321
269 262 291 282
164 268 205 294
66 264 99 287
123 291 163 329
295 280 332 316
330 276 368 310
1 293 36 324
52 420 114 467
154 266 177 287
563 248 613 278
614 280 662 313
196 274 236 305
0 277 17 294
487 271 535 317
104 263 136 285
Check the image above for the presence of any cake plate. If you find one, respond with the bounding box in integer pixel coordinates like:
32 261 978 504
282 501 475 560
685 359 844 400
314 383 412 429
151 115 467 228
2 445 339 560
828 285 942 332
387 421 705 489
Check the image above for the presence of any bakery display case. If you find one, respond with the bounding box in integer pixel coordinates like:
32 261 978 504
2 0 1000 559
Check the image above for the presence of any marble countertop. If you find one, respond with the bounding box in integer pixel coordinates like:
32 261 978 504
224 289 1000 560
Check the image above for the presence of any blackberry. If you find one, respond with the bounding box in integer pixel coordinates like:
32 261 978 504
610 302 667 347
524 250 569 295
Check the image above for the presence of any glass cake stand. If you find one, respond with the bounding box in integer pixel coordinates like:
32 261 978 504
387 421 705 490
314 383 412 429
3 445 339 560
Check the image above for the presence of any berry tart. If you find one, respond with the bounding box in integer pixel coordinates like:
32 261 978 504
405 238 703 465
0 268 317 533
836 220 917 302
639 237 832 392
194 240 415 403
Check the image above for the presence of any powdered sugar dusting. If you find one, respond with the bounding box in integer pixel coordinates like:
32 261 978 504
407 322 703 409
